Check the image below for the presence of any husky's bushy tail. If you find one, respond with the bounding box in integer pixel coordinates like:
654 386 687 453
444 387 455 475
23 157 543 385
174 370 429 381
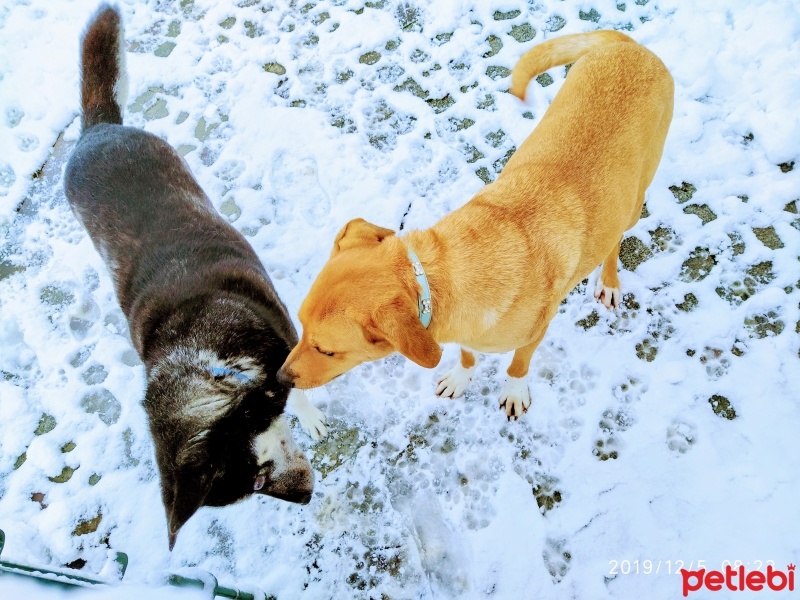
80 4 127 131
509 30 635 101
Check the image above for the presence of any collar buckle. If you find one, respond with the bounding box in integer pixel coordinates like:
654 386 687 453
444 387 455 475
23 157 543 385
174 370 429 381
407 248 432 329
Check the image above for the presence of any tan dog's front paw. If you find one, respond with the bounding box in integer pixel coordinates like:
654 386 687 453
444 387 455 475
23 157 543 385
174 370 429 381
288 389 328 440
498 376 531 420
594 279 620 310
436 364 476 398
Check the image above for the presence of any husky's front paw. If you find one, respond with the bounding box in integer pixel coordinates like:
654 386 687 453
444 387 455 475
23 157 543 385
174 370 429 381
436 364 476 398
498 376 531 420
288 389 327 440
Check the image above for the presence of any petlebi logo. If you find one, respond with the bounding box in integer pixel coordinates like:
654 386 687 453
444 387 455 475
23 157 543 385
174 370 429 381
681 564 795 596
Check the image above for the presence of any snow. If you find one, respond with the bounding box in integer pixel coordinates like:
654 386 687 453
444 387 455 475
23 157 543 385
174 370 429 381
1 0 799 598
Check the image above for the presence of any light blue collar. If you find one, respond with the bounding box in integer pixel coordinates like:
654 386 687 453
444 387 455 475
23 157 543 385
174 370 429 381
407 247 432 328
208 366 252 383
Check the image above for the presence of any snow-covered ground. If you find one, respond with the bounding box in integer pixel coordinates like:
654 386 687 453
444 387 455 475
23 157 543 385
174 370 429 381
1 0 798 598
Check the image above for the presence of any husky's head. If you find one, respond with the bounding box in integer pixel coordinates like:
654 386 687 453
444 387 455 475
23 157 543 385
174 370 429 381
144 349 312 550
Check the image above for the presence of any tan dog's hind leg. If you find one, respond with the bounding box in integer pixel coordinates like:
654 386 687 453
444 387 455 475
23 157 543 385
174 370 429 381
499 341 539 420
436 348 477 398
594 239 622 310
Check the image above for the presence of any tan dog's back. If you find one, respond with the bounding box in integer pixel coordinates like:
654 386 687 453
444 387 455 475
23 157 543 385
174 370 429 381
524 32 671 269
432 31 674 301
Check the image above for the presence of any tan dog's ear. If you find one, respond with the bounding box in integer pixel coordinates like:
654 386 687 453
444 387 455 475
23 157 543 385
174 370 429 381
373 299 442 368
331 218 395 257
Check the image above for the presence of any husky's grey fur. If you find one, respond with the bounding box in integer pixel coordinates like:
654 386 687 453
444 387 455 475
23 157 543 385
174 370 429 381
64 4 326 550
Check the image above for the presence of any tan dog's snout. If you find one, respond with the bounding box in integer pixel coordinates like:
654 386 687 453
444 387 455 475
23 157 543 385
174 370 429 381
279 338 341 390
280 290 444 390
276 364 297 388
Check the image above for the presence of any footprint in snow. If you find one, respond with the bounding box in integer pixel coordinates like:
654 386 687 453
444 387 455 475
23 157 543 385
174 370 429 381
270 150 331 227
543 537 572 584
593 406 636 462
666 420 696 455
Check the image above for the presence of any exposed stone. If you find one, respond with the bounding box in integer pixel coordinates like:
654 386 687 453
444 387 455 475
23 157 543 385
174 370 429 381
752 226 784 250
676 293 698 312
728 232 745 256
680 247 716 281
144 98 169 120
34 414 56 436
669 181 696 203
619 236 652 271
546 15 566 31
49 466 75 483
359 51 381 65
81 364 108 385
154 42 176 58
40 286 74 306
683 204 717 224
263 62 286 75
81 388 122 426
708 394 736 420
426 94 455 113
476 167 493 184
745 311 784 338
393 77 428 99
486 66 511 80
494 9 521 20
576 310 599 330
509 24 535 43
73 514 102 536
462 144 484 164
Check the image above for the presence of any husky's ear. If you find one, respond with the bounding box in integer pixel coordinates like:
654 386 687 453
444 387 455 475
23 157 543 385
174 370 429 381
163 465 215 550
331 218 395 258
372 297 441 368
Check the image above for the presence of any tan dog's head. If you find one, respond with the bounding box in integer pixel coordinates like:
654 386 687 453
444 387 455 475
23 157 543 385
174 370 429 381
278 218 442 388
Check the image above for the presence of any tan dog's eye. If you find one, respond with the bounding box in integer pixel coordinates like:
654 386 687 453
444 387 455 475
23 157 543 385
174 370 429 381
314 346 335 357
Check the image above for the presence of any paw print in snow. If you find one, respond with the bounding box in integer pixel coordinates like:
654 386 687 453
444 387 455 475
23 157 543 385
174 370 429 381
533 476 563 514
667 420 696 454
543 537 572 584
613 376 647 404
270 150 331 227
592 408 635 461
699 346 730 379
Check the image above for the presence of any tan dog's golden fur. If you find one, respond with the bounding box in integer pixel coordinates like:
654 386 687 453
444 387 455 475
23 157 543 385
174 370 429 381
278 30 673 418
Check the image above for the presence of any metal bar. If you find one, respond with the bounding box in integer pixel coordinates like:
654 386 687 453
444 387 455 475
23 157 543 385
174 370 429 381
1 529 116 587
0 529 260 599
168 573 256 599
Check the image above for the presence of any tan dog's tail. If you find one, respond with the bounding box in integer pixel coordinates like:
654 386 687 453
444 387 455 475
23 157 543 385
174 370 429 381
509 30 635 101
80 4 128 131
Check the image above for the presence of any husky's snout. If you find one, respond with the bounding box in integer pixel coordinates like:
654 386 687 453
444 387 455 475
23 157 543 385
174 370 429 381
253 416 314 504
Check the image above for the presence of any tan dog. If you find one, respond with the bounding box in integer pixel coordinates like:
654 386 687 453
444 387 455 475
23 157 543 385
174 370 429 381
278 30 673 418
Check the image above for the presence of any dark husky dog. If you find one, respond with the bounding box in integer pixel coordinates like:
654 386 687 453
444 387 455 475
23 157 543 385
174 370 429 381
64 5 326 550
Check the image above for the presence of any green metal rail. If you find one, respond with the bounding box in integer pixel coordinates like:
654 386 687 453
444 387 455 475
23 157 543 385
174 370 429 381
0 529 265 599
